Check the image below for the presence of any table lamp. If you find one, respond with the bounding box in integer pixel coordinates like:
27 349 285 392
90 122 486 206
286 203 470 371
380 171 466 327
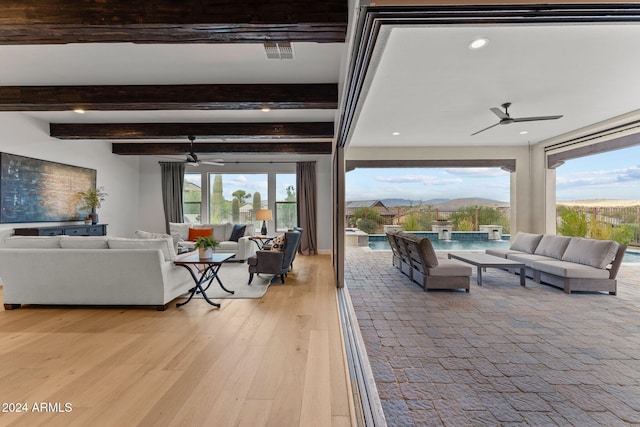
256 209 272 235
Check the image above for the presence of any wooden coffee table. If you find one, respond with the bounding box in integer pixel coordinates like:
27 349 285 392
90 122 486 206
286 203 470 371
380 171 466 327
447 252 526 287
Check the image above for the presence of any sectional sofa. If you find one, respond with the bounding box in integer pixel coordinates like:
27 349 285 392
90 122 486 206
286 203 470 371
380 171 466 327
487 232 626 295
169 222 256 261
0 235 193 310
386 231 472 292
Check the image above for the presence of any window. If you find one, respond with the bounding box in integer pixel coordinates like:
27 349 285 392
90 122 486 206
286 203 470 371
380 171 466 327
183 173 202 223
276 174 297 231
208 173 268 225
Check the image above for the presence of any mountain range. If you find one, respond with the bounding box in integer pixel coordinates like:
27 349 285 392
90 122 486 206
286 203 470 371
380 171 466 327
349 198 509 208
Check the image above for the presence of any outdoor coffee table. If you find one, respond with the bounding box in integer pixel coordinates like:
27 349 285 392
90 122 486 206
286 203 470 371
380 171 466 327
174 252 235 308
447 252 526 287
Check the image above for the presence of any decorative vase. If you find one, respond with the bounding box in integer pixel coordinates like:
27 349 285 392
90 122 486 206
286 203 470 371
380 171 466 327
199 248 213 259
89 208 99 225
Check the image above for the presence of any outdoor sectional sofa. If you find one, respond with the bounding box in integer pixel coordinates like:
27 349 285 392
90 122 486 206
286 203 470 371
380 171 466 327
0 235 193 310
386 231 472 292
486 232 626 295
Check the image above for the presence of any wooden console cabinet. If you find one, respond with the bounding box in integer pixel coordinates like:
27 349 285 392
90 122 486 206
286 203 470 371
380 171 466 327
14 224 108 236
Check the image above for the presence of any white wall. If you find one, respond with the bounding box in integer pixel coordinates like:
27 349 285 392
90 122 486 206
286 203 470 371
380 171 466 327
0 113 140 239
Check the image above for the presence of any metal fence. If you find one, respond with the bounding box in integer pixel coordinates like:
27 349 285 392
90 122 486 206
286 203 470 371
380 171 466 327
556 205 640 246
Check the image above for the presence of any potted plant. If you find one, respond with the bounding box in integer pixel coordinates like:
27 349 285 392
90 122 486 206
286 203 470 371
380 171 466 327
194 236 218 259
79 186 108 225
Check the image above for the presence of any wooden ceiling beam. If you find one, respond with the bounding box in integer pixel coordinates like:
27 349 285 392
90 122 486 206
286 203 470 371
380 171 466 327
0 84 338 111
112 142 332 155
0 0 347 44
50 122 335 140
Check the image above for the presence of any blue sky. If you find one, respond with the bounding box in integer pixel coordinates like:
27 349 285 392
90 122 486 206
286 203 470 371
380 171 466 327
184 173 296 202
347 145 640 202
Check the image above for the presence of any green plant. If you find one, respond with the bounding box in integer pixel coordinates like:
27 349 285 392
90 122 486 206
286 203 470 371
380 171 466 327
79 186 108 210
402 213 420 231
194 236 218 250
557 207 587 237
356 218 377 234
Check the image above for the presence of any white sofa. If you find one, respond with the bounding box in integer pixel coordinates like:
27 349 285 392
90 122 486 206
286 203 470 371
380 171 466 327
170 222 256 261
0 235 193 310
487 232 626 295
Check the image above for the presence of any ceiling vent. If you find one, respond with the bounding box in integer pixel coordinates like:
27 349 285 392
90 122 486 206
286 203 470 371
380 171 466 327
264 42 294 60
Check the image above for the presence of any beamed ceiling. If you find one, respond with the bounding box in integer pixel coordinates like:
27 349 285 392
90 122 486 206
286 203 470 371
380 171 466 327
0 0 348 157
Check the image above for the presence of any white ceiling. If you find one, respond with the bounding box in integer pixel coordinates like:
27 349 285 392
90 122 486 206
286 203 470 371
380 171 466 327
0 42 343 131
348 23 640 148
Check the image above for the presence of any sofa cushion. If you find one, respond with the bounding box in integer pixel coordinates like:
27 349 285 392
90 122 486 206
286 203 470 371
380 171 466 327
60 236 109 249
169 222 190 241
229 224 246 242
507 253 555 267
210 225 227 242
428 259 472 277
135 230 180 252
533 234 572 259
486 248 522 259
562 238 619 269
530 260 611 279
418 238 438 267
510 232 543 253
217 241 239 251
4 236 62 248
108 237 177 261
188 227 213 241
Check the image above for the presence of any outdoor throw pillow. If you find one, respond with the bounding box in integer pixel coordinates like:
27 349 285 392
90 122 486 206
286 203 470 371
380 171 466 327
271 234 286 252
188 227 213 241
229 224 246 242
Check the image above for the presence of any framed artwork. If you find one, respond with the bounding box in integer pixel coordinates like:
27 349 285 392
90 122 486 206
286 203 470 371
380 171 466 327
0 153 97 223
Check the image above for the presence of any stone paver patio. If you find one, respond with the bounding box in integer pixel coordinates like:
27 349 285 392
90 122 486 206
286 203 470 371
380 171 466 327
345 247 640 426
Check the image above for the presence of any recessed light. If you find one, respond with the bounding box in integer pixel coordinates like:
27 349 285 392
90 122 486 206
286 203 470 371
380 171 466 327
520 131 528 135
392 132 400 136
73 109 85 114
468 37 489 50
261 107 270 112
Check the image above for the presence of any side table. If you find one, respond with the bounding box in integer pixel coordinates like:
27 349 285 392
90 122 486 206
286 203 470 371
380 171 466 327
174 252 235 308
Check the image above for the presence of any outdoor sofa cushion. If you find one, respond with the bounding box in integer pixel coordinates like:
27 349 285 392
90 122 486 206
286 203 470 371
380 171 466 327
507 253 556 268
562 237 619 269
509 232 543 253
428 260 472 277
533 234 572 259
530 260 611 279
418 237 439 267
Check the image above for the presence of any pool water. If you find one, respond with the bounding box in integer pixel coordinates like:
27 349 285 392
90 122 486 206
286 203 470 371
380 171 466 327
368 235 510 251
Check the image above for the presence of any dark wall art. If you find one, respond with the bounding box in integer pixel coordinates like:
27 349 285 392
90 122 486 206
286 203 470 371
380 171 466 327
1 153 96 223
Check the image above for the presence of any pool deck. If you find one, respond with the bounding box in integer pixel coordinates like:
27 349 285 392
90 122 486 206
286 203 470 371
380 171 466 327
345 246 640 426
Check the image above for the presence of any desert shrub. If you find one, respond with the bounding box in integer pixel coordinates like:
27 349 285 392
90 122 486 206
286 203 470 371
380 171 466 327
356 218 377 234
402 214 420 231
557 208 587 237
610 224 635 245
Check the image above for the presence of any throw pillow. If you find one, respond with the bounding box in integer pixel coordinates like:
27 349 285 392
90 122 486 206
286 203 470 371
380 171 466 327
229 224 246 242
108 237 177 261
188 227 213 241
169 222 190 241
135 230 180 252
271 234 286 252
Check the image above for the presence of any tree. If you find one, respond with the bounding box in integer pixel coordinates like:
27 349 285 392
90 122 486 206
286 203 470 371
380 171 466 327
232 197 240 222
211 174 223 223
252 192 262 220
557 207 587 237
232 189 251 205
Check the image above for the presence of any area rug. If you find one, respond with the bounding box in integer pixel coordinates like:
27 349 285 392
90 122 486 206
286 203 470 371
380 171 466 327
179 262 275 300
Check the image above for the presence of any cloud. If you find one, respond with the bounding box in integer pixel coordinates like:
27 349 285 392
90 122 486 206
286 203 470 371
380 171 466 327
443 168 510 178
375 174 463 186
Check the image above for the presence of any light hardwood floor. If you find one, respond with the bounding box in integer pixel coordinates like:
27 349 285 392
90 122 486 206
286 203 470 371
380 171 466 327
0 254 354 427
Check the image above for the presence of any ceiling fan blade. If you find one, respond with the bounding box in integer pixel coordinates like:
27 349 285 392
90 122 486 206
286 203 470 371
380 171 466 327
512 115 563 123
490 107 509 120
201 161 224 166
471 122 500 136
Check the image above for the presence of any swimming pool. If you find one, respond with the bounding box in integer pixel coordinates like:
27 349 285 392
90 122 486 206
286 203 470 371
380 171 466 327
368 233 510 251
368 233 640 263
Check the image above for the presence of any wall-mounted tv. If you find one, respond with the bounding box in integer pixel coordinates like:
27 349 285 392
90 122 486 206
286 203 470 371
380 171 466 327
0 153 96 223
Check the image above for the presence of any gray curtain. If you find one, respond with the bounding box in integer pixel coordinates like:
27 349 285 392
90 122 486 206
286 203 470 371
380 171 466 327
160 162 185 233
296 161 317 255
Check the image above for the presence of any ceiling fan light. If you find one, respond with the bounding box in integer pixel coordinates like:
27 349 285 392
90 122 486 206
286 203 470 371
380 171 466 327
468 37 489 50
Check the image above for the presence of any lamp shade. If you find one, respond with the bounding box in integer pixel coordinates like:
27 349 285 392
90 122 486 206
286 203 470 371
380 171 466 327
255 209 272 221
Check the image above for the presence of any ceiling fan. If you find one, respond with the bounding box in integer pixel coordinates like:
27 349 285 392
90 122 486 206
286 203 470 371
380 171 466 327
167 135 224 166
471 102 563 136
